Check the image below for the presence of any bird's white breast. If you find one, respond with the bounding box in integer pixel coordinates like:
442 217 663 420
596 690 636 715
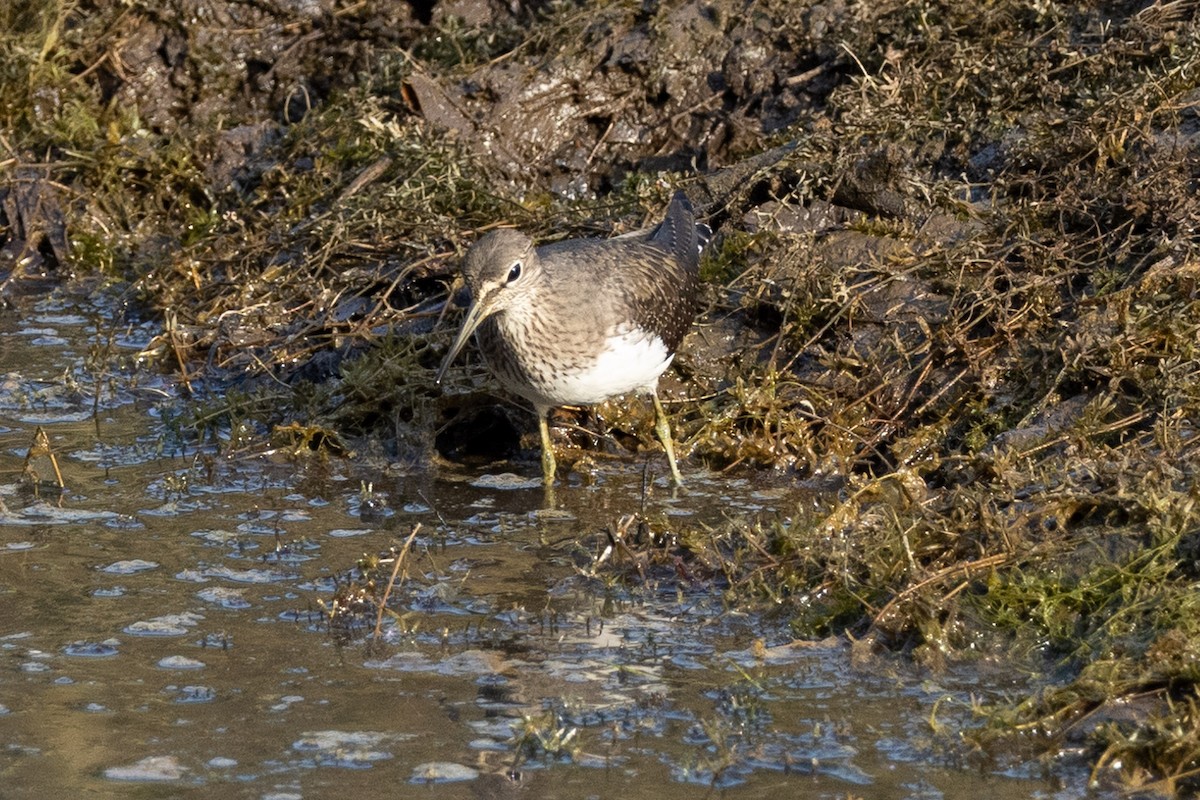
508 323 672 408
561 326 672 403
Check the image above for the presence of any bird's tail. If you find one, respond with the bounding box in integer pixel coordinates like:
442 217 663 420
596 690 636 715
650 190 710 267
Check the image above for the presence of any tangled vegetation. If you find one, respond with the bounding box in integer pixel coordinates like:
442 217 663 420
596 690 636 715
3 0 1199 793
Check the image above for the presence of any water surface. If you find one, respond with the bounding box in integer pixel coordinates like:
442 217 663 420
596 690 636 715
0 291 1077 798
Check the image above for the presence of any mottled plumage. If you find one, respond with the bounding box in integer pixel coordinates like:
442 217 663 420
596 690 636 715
437 191 706 485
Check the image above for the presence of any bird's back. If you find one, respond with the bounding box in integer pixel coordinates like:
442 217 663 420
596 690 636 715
537 191 704 352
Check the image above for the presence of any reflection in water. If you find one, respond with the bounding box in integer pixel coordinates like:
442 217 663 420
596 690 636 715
0 294 1079 798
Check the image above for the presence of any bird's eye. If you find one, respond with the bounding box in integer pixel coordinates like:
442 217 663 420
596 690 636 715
506 262 522 284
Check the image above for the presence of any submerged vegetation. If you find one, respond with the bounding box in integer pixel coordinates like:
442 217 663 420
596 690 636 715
3 0 1199 792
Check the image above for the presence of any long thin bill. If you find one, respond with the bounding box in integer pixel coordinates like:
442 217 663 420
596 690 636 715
435 302 490 384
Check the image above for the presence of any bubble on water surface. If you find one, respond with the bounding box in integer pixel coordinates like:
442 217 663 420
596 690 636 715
124 612 204 636
101 559 159 574
158 655 206 670
169 684 216 703
291 730 412 768
63 641 120 657
410 762 479 783
201 565 292 584
104 755 186 782
470 472 543 490
196 586 251 608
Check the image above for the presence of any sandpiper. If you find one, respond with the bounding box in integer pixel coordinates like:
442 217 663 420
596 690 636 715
437 191 706 485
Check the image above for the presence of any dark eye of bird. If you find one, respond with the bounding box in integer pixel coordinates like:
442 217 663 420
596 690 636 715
506 262 522 284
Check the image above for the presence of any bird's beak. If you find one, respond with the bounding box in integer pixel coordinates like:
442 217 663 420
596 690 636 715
436 299 492 384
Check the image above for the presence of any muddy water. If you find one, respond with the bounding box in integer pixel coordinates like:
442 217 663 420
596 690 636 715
0 292 1077 798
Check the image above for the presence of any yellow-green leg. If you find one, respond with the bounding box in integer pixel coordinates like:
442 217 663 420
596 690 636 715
538 412 557 485
651 392 684 486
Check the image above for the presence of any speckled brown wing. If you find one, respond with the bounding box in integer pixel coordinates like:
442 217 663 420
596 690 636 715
609 242 698 353
624 191 704 352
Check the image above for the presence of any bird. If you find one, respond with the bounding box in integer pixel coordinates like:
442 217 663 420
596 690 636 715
436 190 707 486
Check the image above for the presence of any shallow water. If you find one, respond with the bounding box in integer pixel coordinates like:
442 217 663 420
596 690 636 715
0 291 1080 798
